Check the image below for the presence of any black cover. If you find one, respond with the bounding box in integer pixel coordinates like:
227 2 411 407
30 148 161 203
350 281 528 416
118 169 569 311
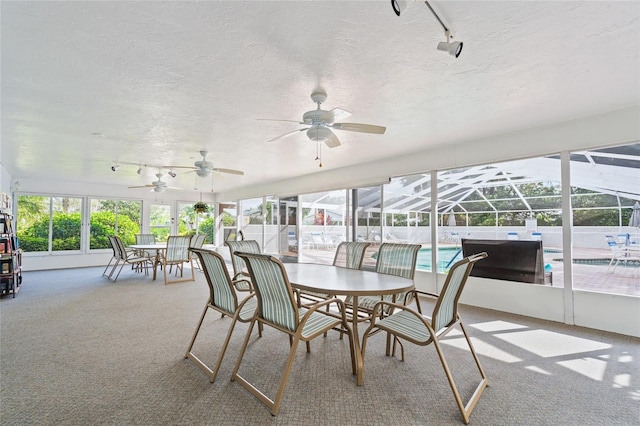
461 239 544 284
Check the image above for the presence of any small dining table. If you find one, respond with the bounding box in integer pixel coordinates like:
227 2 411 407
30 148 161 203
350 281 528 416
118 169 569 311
283 262 415 386
129 243 166 280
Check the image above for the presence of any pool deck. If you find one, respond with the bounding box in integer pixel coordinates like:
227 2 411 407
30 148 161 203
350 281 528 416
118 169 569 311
296 245 640 297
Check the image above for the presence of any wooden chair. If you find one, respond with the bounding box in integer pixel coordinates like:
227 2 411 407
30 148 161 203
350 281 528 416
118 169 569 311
231 252 356 416
162 235 195 284
361 252 489 424
225 240 261 292
185 248 259 382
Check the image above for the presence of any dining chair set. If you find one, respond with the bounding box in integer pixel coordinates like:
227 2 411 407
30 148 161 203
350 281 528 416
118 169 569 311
184 240 490 423
102 234 207 284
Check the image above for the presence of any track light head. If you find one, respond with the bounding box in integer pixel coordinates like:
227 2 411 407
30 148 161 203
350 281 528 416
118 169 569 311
168 170 177 178
437 40 463 57
137 166 143 175
391 0 409 16
111 164 120 172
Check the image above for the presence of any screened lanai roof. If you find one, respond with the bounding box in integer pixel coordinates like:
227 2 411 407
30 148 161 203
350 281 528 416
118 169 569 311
363 143 640 215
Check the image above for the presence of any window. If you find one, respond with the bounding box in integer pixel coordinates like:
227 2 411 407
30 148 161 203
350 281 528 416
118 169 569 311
17 195 83 252
89 199 141 249
150 204 171 242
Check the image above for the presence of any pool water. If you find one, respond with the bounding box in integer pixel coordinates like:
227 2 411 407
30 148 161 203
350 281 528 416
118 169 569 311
416 247 462 273
418 247 564 273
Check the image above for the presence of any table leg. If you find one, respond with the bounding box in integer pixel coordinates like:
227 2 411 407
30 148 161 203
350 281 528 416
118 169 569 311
351 295 365 386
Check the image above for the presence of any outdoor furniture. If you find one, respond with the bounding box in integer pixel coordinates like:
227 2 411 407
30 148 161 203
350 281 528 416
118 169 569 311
298 241 371 307
105 235 151 282
606 235 640 275
185 248 259 382
361 252 489 424
128 242 166 280
190 234 206 271
347 243 422 315
225 240 261 292
102 236 121 279
134 233 157 259
231 252 355 416
282 262 415 386
161 235 195 284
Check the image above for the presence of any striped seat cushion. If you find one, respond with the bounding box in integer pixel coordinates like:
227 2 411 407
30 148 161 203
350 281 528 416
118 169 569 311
298 308 342 339
376 309 432 342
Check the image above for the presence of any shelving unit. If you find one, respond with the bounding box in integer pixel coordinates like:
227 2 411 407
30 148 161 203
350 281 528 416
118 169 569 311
1 211 22 298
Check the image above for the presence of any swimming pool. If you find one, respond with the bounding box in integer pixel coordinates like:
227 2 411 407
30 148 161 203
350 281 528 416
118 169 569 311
416 247 463 273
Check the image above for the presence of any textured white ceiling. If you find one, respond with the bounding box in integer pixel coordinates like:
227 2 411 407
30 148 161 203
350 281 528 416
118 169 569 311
1 1 639 195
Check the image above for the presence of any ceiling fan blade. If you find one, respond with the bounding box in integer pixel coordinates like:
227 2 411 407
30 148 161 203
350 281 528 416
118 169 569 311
257 118 305 124
128 185 154 189
162 165 197 169
267 127 308 143
331 122 386 134
323 130 341 148
321 108 351 123
212 168 244 175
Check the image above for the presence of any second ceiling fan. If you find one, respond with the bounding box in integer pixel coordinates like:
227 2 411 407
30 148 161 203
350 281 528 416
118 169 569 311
164 150 244 178
260 89 386 148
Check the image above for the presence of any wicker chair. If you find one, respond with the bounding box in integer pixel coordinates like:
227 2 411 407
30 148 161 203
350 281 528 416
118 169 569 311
361 252 488 424
231 252 355 416
185 248 259 382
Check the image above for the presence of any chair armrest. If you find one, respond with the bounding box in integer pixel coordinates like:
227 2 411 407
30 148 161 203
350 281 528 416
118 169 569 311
413 289 439 299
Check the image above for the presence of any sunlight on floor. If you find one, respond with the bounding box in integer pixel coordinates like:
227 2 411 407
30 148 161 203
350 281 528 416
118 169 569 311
492 329 612 358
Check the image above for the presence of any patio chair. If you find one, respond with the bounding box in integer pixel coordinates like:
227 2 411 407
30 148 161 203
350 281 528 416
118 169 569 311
361 252 489 424
606 235 640 274
185 248 259 382
225 240 261 292
190 234 207 271
102 235 122 279
109 235 151 282
134 233 157 259
231 252 356 416
347 243 422 315
161 235 195 284
298 241 371 306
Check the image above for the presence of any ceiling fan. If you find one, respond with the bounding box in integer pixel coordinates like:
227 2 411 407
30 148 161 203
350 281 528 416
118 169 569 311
260 89 386 148
128 172 181 193
164 150 244 178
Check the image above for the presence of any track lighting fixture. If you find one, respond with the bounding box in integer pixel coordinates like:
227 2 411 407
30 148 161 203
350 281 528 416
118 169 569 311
437 30 463 58
392 0 463 58
424 1 463 58
137 166 143 175
168 170 177 178
111 163 120 172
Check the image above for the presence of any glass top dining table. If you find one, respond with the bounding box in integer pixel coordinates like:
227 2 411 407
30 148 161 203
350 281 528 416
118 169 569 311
283 262 415 386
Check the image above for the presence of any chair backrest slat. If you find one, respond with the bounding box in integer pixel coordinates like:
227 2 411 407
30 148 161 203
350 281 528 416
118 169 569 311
432 252 487 331
136 234 156 245
237 253 298 332
190 248 238 314
165 236 192 262
190 234 206 251
333 241 371 270
375 243 422 279
226 240 261 276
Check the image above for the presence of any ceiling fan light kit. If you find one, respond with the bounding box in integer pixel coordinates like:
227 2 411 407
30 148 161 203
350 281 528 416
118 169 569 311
262 89 386 164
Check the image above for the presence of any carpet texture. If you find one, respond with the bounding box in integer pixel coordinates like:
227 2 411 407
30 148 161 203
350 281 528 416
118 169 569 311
1 266 638 425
